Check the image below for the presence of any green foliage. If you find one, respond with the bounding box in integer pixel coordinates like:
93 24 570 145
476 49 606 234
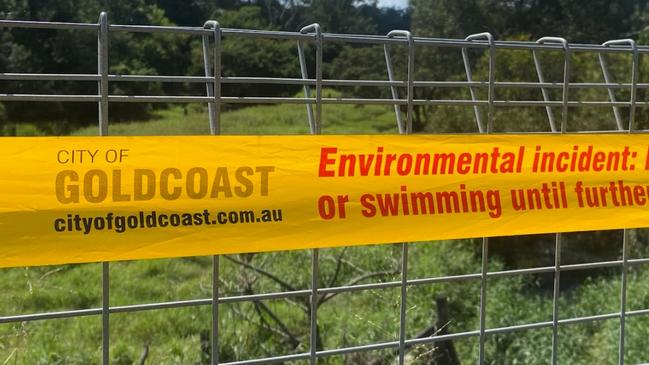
406 0 649 132
411 0 497 38
295 0 377 34
411 0 649 42
0 0 409 131
212 7 302 98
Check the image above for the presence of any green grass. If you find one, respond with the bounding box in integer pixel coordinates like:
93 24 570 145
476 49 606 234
73 91 399 136
4 240 649 364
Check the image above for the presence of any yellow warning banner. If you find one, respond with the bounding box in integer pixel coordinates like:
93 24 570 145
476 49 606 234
1 134 648 268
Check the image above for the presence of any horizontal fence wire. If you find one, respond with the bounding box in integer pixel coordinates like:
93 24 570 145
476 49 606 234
1 13 649 365
2 258 649 323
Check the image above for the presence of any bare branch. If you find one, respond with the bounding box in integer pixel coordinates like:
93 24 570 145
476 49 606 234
327 247 348 288
241 274 302 349
224 255 297 292
38 267 66 281
253 297 302 349
319 270 399 305
322 254 367 275
229 304 292 344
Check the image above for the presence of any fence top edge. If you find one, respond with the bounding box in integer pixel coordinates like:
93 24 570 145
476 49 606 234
0 19 98 30
1 17 649 53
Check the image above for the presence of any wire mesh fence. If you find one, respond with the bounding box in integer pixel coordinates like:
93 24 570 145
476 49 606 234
1 12 649 365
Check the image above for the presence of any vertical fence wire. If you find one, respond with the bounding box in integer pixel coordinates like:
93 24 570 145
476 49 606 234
384 41 405 134
101 263 109 365
552 233 562 364
398 243 408 365
620 40 639 365
212 256 220 365
533 36 571 365
596 39 639 288
212 23 222 365
601 38 639 365
310 249 319 364
478 238 488 364
461 40 484 133
404 32 414 134
619 230 629 365
598 56 625 131
297 41 315 134
202 20 223 365
533 48 557 132
299 23 322 136
462 32 495 365
298 23 323 365
98 12 108 136
384 29 414 365
313 26 322 136
203 20 222 135
97 11 110 365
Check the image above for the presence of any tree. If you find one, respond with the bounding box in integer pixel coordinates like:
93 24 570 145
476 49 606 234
190 5 301 99
0 0 184 132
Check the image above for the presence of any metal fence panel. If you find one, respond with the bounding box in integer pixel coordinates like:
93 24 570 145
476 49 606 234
0 13 648 365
